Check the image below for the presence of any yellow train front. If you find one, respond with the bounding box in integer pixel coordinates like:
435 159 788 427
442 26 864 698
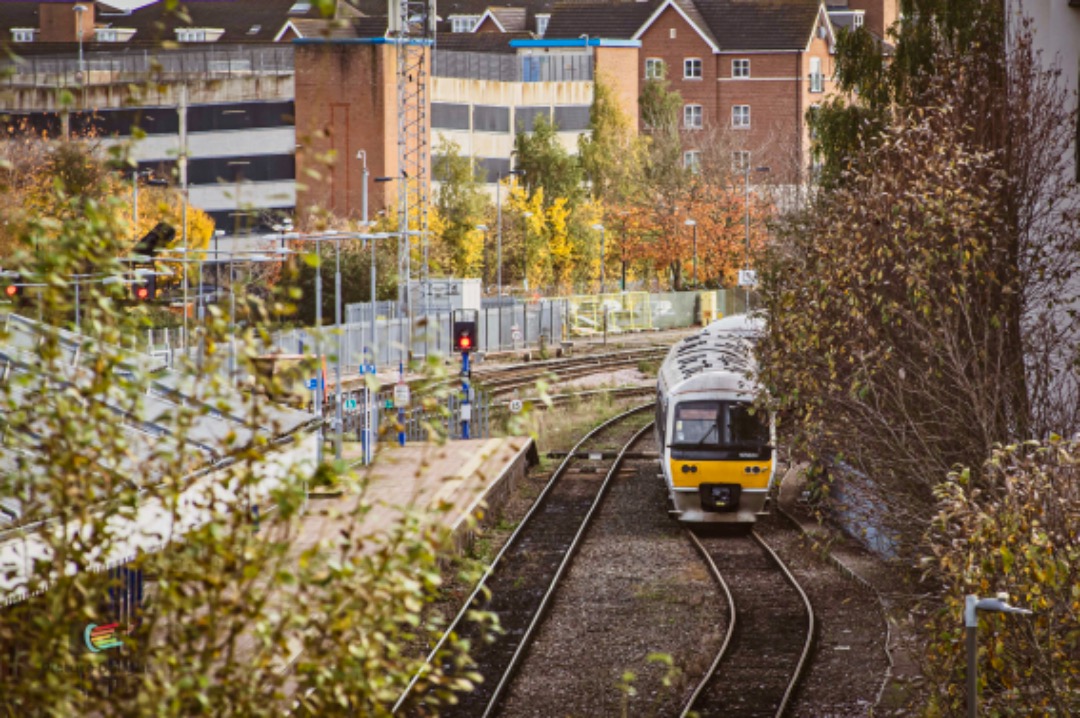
655 315 776 524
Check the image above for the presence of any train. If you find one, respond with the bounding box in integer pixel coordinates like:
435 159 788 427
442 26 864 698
655 314 776 524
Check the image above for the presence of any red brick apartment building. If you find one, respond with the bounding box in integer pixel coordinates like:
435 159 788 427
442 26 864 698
544 0 842 184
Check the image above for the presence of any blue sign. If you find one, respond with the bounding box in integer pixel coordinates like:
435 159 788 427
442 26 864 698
307 378 318 390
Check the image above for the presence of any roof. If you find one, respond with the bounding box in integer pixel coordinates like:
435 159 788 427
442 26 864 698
544 0 660 39
692 0 821 50
657 313 762 397
0 0 332 50
435 31 531 52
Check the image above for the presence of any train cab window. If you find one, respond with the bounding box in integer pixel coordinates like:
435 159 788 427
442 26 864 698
672 400 768 448
674 401 721 445
729 403 769 446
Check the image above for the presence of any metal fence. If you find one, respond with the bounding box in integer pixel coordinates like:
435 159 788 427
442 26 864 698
0 45 294 86
432 50 592 83
279 299 568 370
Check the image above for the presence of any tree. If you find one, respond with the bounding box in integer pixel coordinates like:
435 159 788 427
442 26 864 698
0 148 491 716
432 138 489 278
758 6 1080 561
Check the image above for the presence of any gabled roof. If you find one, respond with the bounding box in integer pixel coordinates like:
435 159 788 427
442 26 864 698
489 6 528 31
544 0 660 40
632 0 719 53
693 0 822 51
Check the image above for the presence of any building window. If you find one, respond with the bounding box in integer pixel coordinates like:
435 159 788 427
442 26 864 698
684 58 702 79
853 13 864 28
11 28 36 43
176 28 208 42
732 59 750 78
450 15 480 33
684 151 701 172
809 57 824 93
95 29 118 42
732 150 751 172
732 105 750 128
684 104 703 129
535 14 550 36
645 58 665 80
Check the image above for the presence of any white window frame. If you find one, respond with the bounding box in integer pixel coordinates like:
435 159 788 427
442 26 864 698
176 28 207 42
732 58 750 79
95 29 118 42
535 14 550 36
809 57 824 93
683 58 702 80
853 13 864 28
645 58 665 80
684 104 703 130
732 150 751 172
11 28 36 43
684 151 701 172
732 104 750 129
450 15 480 33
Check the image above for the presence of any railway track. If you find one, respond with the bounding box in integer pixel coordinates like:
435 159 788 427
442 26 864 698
394 404 655 717
681 528 815 718
473 346 669 398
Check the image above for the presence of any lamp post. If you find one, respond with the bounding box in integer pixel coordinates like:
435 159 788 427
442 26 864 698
73 4 87 81
495 168 525 301
476 224 488 287
522 211 533 292
356 150 369 225
743 165 769 307
965 593 1032 718
591 223 606 294
684 218 697 288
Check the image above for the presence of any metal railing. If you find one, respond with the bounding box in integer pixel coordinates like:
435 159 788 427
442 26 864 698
432 50 592 82
0 45 294 87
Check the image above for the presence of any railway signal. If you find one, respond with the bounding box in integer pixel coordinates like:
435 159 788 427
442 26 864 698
132 274 155 302
4 278 22 300
452 310 479 439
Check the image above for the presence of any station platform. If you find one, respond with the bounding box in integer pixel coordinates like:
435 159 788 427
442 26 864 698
288 437 539 556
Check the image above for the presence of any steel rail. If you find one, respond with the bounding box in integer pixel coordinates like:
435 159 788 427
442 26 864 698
679 530 737 718
679 528 816 718
391 402 655 714
753 528 816 718
479 419 656 718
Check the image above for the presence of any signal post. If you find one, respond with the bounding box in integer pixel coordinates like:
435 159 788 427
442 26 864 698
453 310 478 439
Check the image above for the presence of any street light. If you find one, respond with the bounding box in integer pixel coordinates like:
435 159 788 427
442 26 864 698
476 224 488 287
684 218 697 288
495 168 525 301
521 211 533 292
374 175 410 320
356 150 369 225
743 164 770 306
591 222 606 295
965 593 1032 718
73 4 87 82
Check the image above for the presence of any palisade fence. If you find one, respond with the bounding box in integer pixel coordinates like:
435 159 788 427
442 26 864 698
142 289 750 444
144 290 751 373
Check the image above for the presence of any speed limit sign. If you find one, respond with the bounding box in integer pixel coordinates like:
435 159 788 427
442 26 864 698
509 398 523 414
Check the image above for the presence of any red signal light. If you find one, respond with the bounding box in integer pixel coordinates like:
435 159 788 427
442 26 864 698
5 284 18 298
459 335 472 350
135 286 150 301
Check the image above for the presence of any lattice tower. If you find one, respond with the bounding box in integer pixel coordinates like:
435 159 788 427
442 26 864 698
392 0 432 319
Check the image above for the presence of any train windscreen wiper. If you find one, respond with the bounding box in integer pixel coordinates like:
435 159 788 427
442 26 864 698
695 424 719 446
